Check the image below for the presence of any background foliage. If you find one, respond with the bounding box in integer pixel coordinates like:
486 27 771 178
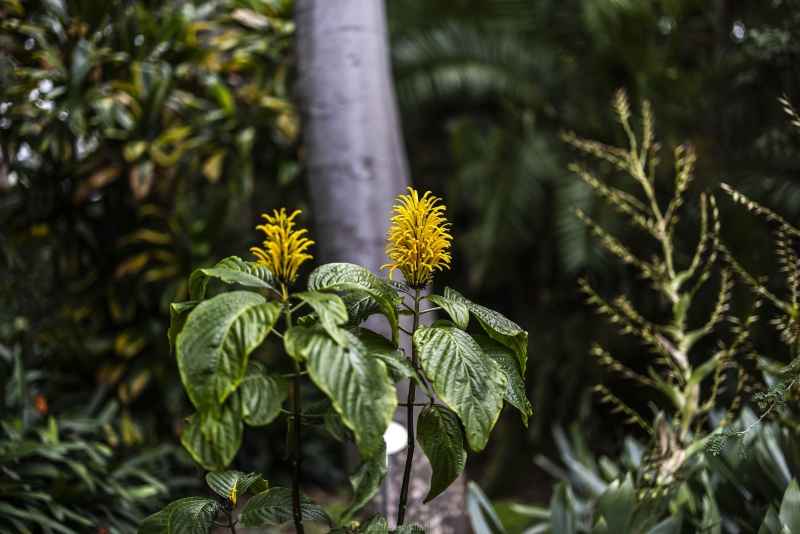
2 0 800 531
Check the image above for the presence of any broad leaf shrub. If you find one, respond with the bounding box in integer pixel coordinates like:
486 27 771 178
0 0 299 443
143 190 529 533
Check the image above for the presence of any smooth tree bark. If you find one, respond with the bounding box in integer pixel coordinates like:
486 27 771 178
294 1 467 531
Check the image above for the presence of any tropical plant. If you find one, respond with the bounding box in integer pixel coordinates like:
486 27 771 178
468 415 800 534
0 0 300 446
145 189 530 533
0 337 188 534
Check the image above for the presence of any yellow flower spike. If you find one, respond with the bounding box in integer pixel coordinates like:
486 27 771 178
251 208 314 300
381 187 453 288
228 483 238 507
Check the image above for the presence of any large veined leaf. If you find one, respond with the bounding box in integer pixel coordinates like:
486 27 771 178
360 514 390 533
307 263 400 344
473 336 532 426
206 471 262 504
414 321 505 451
341 290 382 325
176 291 280 424
137 497 208 534
181 395 243 472
341 441 388 520
167 498 220 534
348 327 431 396
240 361 287 426
445 287 528 375
168 301 199 356
426 294 469 330
238 488 331 527
285 327 397 460
417 404 466 503
293 291 349 346
188 256 279 300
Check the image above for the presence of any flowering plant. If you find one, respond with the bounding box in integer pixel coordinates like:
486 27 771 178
139 190 529 533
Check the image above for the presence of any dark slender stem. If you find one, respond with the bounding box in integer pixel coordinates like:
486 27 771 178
284 296 305 534
398 402 429 407
397 287 421 526
282 370 308 378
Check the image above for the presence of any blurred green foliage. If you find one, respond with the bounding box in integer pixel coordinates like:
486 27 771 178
0 323 194 533
0 0 301 447
387 0 800 496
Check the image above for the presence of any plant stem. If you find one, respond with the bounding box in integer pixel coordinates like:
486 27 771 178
284 297 305 534
397 287 421 526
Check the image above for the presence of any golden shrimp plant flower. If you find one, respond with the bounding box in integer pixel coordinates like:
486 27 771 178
381 187 452 288
251 208 314 300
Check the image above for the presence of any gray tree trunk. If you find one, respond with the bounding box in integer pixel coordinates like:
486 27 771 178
294 1 468 532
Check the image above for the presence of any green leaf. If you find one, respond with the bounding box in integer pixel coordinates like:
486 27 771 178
445 287 528 375
240 361 288 426
139 498 211 534
360 514 389 533
473 336 532 426
70 39 93 89
341 441 388 520
284 399 331 460
647 514 682 534
168 301 199 356
308 263 400 344
591 517 611 534
176 291 280 425
779 479 800 533
426 294 469 330
285 327 397 459
595 476 634 534
418 404 466 503
206 470 261 504
181 395 243 472
341 291 383 325
549 481 574 534
293 291 349 347
467 481 507 534
189 256 279 300
348 327 431 395
238 487 331 527
760 506 781 534
168 498 220 534
414 322 505 451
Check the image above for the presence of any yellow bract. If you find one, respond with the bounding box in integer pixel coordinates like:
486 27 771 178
228 483 238 506
381 187 452 288
251 208 314 299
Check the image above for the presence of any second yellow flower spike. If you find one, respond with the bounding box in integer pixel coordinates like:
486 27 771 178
381 187 452 288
